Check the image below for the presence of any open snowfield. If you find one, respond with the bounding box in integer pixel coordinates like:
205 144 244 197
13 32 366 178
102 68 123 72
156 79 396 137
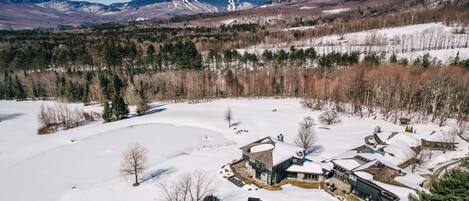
0 99 467 201
243 22 469 64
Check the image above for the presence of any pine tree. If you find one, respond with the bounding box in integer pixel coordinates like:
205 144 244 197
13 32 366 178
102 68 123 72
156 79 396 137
112 74 123 95
111 92 129 120
98 73 111 101
136 81 149 116
14 76 26 100
32 82 39 100
0 81 4 100
82 84 90 105
102 101 113 122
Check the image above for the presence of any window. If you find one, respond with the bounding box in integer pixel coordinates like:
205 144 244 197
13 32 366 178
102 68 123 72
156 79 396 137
304 174 318 180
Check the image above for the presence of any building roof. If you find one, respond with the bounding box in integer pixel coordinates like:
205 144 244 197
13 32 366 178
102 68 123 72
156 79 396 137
240 136 304 166
286 161 323 174
352 160 425 201
332 134 418 166
332 158 363 170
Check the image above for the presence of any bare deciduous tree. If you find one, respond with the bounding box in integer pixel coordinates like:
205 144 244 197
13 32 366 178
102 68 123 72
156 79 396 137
295 117 317 151
120 143 148 186
159 170 215 201
319 110 340 125
457 121 468 141
224 108 233 128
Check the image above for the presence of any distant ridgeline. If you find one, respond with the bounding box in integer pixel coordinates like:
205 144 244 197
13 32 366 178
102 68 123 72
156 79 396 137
0 4 468 126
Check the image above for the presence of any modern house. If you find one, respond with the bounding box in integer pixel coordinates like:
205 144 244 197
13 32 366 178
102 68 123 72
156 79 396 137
239 136 325 184
349 160 425 201
286 161 326 181
331 155 371 183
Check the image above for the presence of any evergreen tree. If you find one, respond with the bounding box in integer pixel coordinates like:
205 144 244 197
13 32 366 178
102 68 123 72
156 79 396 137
102 101 113 122
111 92 129 120
136 81 149 116
82 84 90 105
112 74 123 95
410 169 468 201
98 73 111 100
0 81 4 100
13 76 26 100
145 44 156 68
32 81 39 100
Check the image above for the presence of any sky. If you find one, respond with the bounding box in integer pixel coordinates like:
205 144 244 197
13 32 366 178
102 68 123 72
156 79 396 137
85 0 129 4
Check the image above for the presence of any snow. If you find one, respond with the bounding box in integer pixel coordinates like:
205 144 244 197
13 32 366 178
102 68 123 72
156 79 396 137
354 171 373 180
373 181 417 201
242 22 469 64
333 158 362 170
286 161 323 174
299 6 315 10
323 8 350 14
394 172 426 190
250 143 274 152
0 98 467 201
283 26 316 31
272 139 304 166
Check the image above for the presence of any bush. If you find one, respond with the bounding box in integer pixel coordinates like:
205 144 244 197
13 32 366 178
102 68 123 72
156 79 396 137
319 110 341 125
399 117 411 125
38 103 100 134
203 195 219 201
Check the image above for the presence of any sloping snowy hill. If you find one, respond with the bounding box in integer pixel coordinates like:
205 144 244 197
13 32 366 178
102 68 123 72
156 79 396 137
0 99 467 201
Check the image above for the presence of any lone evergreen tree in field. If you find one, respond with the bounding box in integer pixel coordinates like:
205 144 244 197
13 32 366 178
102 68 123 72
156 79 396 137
111 92 129 120
136 81 149 116
102 101 113 122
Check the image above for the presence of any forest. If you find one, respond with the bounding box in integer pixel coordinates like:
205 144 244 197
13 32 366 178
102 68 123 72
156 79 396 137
0 4 468 127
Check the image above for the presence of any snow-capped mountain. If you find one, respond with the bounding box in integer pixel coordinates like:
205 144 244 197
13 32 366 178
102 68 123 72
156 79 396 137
0 0 268 29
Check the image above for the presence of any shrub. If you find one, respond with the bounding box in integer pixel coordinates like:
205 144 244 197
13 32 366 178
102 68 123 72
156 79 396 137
319 110 341 125
38 103 100 134
399 117 411 125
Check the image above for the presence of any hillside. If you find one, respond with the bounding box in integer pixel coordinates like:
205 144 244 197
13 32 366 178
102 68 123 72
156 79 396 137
1 0 467 29
0 99 467 201
0 0 267 29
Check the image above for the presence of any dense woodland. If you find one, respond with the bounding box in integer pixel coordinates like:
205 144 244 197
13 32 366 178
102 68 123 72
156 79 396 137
0 4 468 126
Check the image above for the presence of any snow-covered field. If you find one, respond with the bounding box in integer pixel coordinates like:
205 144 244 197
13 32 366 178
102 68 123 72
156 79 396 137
245 22 469 63
0 99 467 201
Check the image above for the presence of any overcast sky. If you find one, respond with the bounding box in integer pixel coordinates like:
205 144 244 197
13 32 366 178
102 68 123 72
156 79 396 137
85 0 129 5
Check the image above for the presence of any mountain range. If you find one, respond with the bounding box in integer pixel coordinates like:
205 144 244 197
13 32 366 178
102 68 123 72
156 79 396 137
0 0 270 29
0 0 466 29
